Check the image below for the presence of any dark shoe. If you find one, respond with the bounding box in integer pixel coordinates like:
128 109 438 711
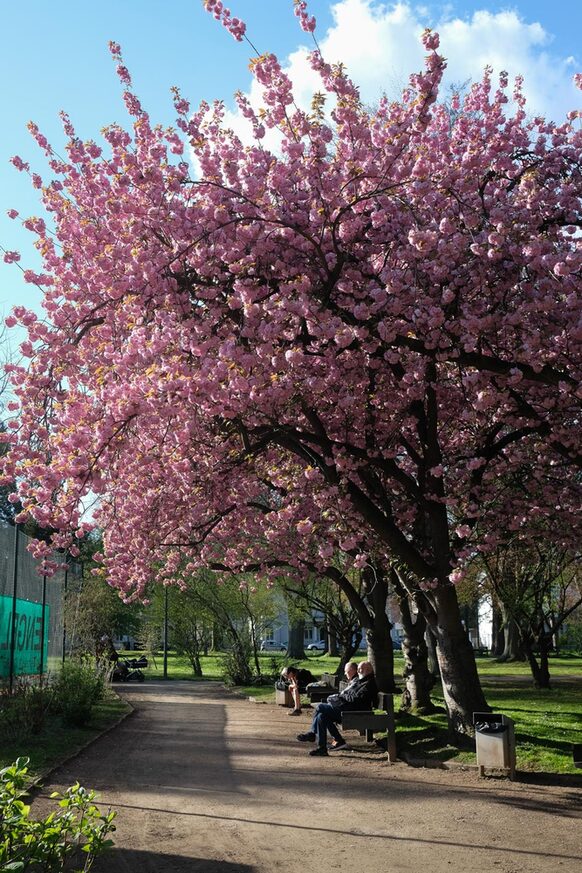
297 732 316 742
309 746 329 757
328 740 349 751
288 709 302 716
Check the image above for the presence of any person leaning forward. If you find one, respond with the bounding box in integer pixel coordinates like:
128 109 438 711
280 665 316 715
296 661 377 756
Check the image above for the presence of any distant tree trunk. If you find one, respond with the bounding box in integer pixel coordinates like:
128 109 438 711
490 603 504 657
391 571 436 713
425 626 440 679
362 566 396 693
398 596 437 713
498 603 526 662
327 625 339 656
523 633 551 689
287 619 306 659
336 632 360 678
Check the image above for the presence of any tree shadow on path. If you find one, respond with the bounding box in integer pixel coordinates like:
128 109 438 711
94 848 254 872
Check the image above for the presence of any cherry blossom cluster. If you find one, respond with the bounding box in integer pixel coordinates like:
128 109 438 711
203 0 246 42
2 3 581 601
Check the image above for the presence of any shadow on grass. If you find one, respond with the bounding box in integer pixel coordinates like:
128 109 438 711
393 712 467 763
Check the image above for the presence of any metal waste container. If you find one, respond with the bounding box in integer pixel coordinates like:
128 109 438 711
573 744 582 769
473 712 516 780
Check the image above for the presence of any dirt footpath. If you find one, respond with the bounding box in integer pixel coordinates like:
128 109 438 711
34 681 581 873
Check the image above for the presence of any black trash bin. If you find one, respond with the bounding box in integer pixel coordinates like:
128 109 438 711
473 712 516 779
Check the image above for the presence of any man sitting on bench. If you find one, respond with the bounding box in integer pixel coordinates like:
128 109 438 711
296 661 377 757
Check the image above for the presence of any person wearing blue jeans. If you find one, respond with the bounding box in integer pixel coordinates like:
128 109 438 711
297 661 377 757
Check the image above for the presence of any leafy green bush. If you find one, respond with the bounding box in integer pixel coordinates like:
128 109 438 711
53 660 107 728
220 645 253 686
0 757 116 872
559 619 582 654
0 683 53 741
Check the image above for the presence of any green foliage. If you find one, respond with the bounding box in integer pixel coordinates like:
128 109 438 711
0 697 131 776
52 661 107 728
559 616 582 654
65 531 142 657
0 685 53 741
0 757 116 872
266 655 287 681
219 638 254 686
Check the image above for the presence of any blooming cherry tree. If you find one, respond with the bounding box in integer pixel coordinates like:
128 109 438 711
2 2 581 734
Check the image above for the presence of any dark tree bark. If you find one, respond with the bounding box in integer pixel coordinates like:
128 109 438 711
391 568 436 712
335 632 360 678
322 562 396 692
490 602 504 657
327 625 339 656
497 603 526 662
392 564 489 737
431 586 490 736
287 619 306 659
523 635 551 688
361 565 396 693
425 626 440 679
397 594 437 713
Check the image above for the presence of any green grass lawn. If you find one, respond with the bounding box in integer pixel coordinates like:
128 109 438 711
137 649 349 681
396 680 582 774
137 649 582 682
0 692 131 781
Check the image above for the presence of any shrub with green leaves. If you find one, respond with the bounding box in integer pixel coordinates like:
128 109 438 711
0 684 53 741
220 644 253 686
0 757 116 872
52 661 106 728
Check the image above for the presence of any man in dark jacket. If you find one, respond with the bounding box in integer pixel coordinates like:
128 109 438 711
297 661 377 756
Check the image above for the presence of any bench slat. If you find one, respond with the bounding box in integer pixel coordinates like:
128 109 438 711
341 712 392 731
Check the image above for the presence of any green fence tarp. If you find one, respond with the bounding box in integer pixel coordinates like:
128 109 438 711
0 594 50 677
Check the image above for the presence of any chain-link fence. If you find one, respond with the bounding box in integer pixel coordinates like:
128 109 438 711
0 523 81 688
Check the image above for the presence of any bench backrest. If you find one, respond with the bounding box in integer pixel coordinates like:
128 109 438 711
336 685 394 711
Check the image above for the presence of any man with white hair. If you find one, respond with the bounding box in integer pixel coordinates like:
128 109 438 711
296 661 377 757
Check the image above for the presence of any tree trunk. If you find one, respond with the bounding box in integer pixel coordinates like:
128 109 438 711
398 596 437 713
523 635 551 688
425 626 440 678
431 586 490 738
498 604 526 662
287 619 306 659
490 603 504 657
362 566 396 693
366 621 396 693
327 625 339 656
336 638 359 677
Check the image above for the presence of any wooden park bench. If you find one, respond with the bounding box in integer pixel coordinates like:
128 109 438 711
306 680 397 762
341 692 397 762
306 672 339 703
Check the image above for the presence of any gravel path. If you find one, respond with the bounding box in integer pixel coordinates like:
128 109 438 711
33 680 582 873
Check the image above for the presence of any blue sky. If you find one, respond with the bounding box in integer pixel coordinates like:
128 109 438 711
1 0 581 341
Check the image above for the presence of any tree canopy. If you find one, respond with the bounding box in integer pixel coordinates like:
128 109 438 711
2 2 581 732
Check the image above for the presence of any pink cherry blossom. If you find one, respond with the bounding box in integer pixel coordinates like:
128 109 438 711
0 6 579 651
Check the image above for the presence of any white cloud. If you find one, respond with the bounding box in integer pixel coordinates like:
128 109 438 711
221 0 580 146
